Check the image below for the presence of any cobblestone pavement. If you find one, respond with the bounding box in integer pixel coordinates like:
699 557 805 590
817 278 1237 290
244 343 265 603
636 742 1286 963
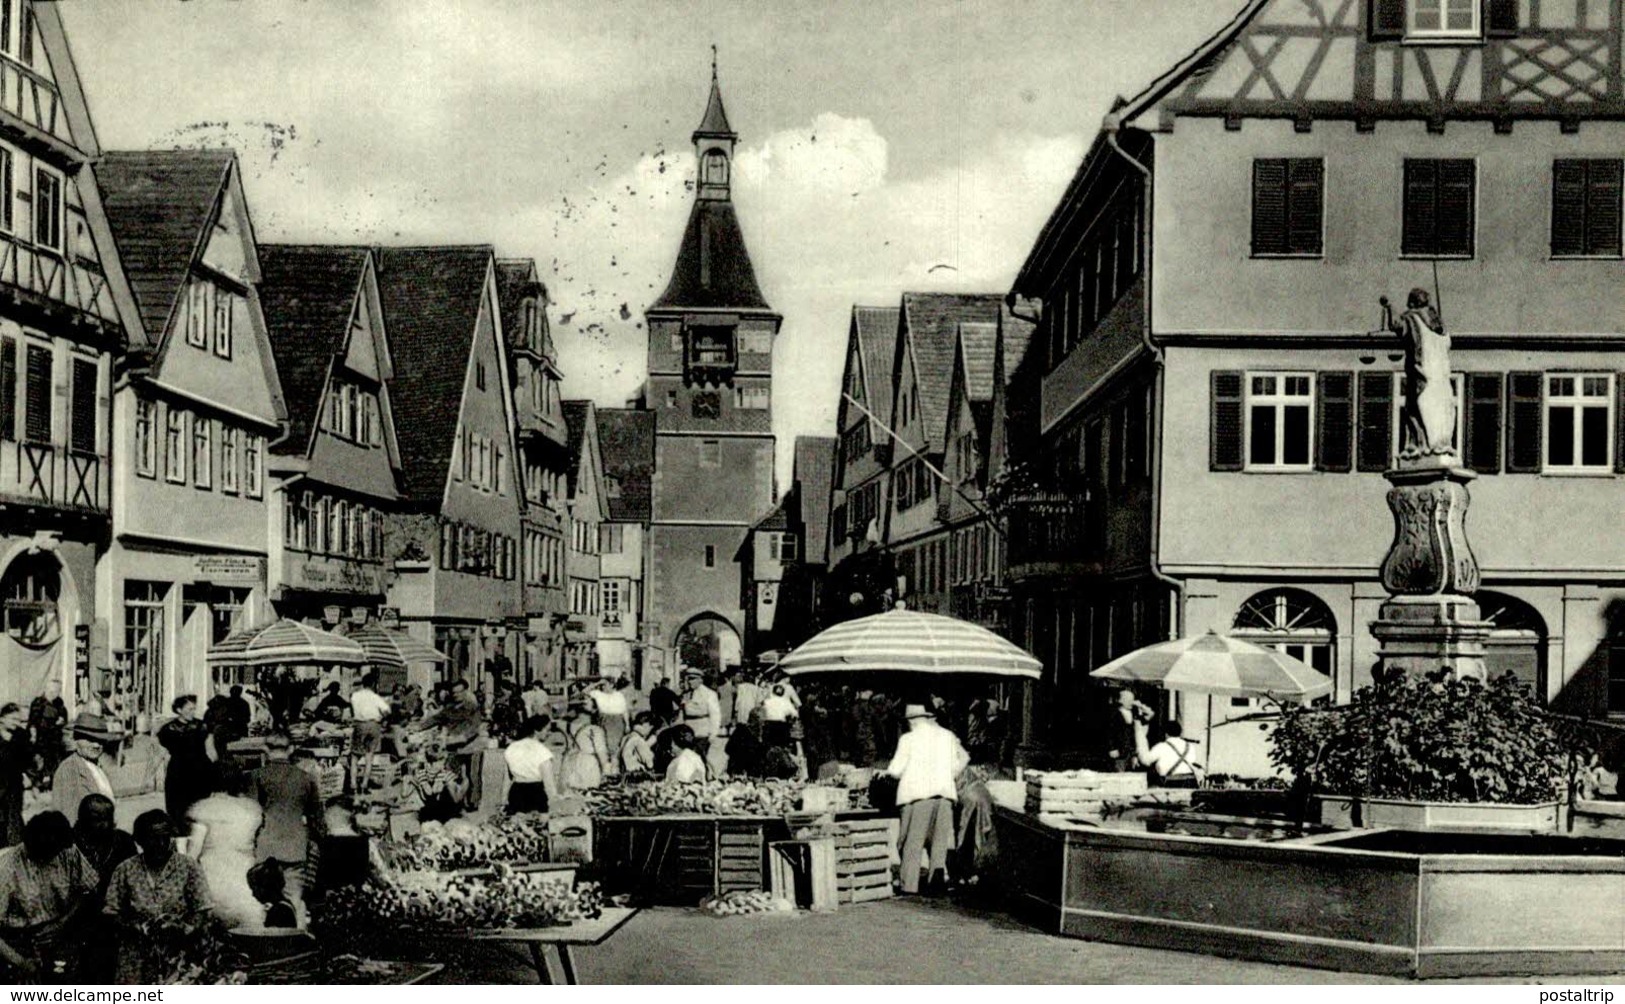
417 897 1406 985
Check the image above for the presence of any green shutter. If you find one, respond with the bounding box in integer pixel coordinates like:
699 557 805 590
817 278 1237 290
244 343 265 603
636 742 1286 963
1315 372 1354 472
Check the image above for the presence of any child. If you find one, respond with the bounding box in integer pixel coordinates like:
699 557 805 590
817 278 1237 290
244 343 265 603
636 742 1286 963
247 858 298 929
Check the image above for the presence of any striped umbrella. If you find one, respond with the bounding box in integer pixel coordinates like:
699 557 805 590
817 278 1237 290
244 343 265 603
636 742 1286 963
1088 630 1331 704
779 609 1041 679
345 623 450 670
206 619 367 668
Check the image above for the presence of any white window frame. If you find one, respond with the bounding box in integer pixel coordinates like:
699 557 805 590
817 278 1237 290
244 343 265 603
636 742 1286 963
192 416 212 489
133 397 156 478
1543 373 1615 474
734 386 769 410
164 408 187 484
245 435 262 498
1392 372 1465 458
32 164 61 252
1243 371 1315 472
1407 0 1481 40
601 579 622 614
219 424 239 494
212 287 233 358
699 439 721 468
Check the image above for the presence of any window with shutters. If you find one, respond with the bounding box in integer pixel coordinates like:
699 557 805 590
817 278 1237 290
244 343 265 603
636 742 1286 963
0 337 13 441
192 416 212 489
1551 159 1623 258
1252 159 1324 257
1402 159 1475 257
1462 373 1503 474
1245 373 1314 471
1393 372 1464 456
245 435 262 498
164 408 186 483
1210 372 1245 472
23 342 49 443
69 357 96 454
219 426 239 494
213 287 233 358
133 397 155 477
0 146 13 234
1545 374 1613 472
1315 372 1354 472
1408 0 1480 38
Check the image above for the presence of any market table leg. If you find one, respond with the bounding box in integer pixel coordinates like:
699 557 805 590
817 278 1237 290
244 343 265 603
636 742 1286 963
556 946 579 985
528 942 554 984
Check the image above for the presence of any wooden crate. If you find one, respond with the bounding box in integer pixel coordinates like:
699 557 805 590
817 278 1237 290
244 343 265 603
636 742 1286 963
716 821 766 893
593 816 776 905
832 817 898 904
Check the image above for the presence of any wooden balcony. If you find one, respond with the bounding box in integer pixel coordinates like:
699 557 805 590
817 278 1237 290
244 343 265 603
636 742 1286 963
1004 492 1101 582
0 440 107 514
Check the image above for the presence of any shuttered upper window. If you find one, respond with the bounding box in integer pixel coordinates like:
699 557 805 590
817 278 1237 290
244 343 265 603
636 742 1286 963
69 357 96 454
1370 1 1516 41
1402 159 1475 258
23 343 49 443
1551 159 1623 258
1252 159 1324 257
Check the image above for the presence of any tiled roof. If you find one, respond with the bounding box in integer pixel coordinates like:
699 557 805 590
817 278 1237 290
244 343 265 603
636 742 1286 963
98 150 234 343
596 408 654 523
375 246 493 503
752 498 791 533
258 244 370 455
1003 315 1037 389
899 293 1006 450
958 322 999 402
649 200 770 311
562 400 591 498
793 436 836 566
852 306 900 429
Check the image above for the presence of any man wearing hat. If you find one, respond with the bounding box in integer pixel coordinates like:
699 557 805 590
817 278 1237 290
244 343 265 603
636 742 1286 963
52 713 118 825
885 703 969 896
679 669 722 763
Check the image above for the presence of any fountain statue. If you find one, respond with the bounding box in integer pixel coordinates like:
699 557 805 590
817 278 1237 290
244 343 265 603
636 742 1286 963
1370 288 1490 680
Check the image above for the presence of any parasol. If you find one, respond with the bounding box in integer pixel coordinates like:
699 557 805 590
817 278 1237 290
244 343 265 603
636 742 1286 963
344 623 450 670
1087 630 1332 703
779 609 1041 679
206 619 367 668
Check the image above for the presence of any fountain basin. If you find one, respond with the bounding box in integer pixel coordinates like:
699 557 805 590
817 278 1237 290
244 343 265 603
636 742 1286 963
1312 794 1561 832
992 805 1625 978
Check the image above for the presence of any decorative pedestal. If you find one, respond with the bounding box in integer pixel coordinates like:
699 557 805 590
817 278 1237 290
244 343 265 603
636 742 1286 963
1371 462 1492 680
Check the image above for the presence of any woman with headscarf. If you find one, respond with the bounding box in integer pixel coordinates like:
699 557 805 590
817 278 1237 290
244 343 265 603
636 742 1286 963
103 811 211 985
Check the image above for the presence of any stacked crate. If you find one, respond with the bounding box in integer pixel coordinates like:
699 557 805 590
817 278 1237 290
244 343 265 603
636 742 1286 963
833 818 898 904
1025 770 1148 823
716 821 767 893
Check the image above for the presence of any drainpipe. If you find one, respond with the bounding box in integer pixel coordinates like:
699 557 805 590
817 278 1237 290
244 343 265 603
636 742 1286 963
1102 113 1185 645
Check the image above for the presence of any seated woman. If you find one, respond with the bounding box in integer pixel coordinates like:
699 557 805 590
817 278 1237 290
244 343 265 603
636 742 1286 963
1133 717 1202 789
0 812 97 979
104 811 212 985
665 725 707 784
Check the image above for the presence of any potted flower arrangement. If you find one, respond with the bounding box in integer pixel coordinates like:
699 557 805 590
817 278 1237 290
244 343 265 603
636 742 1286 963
1269 667 1578 831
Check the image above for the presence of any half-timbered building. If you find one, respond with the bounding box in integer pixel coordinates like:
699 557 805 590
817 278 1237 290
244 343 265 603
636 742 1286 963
0 3 143 713
98 150 286 719
562 399 607 680
1010 0 1625 772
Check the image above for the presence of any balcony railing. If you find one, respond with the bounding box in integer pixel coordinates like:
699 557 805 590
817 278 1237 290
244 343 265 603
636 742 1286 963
1004 492 1099 578
0 233 117 329
0 441 107 512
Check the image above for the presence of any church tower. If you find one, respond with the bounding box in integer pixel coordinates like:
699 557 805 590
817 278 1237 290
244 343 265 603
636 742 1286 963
644 63 781 675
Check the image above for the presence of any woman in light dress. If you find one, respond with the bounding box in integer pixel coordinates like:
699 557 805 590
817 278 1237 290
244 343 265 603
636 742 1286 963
184 774 264 929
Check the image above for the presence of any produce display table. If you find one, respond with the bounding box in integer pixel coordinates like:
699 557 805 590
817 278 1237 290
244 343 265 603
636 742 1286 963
463 907 640 984
250 952 443 986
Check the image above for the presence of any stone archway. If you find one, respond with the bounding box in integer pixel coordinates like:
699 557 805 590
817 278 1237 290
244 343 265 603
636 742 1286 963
1477 591 1547 699
671 613 742 678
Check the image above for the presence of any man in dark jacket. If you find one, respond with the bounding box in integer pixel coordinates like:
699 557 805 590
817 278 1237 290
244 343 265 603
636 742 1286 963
648 677 680 728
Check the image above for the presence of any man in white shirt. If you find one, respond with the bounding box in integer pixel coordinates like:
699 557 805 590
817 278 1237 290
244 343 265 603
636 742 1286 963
588 680 630 751
522 680 550 720
1134 717 1202 788
732 672 761 726
349 673 392 792
885 704 968 895
680 670 722 761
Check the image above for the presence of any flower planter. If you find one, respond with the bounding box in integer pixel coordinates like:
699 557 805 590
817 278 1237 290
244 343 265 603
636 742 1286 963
1312 795 1561 832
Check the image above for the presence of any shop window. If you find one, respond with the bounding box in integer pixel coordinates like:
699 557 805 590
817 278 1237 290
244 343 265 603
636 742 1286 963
2 553 61 648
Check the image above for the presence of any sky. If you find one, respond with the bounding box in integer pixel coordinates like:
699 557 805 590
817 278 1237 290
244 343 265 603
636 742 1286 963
60 0 1239 484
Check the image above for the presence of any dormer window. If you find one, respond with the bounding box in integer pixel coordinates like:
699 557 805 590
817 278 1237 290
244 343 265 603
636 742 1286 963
1410 0 1478 39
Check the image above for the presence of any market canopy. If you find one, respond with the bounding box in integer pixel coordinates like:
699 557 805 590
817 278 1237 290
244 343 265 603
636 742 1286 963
344 623 450 670
207 619 367 668
1088 629 1331 704
779 609 1041 679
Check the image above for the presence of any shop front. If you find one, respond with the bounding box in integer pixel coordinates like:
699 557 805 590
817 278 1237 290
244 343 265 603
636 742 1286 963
0 532 103 714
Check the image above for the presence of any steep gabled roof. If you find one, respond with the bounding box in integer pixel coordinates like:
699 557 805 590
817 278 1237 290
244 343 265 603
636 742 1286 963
751 498 792 533
694 77 735 139
596 407 654 523
495 258 555 360
793 436 836 567
375 246 493 503
97 150 234 342
849 306 900 429
898 293 1006 450
562 400 591 498
649 200 771 312
958 322 999 403
258 244 372 454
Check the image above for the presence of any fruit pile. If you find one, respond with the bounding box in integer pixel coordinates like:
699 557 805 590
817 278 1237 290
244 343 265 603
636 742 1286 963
386 814 551 871
585 778 805 818
317 865 604 932
699 890 795 917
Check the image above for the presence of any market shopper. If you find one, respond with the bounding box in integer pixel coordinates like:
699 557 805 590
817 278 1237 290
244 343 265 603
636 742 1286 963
1107 689 1151 772
649 677 681 727
52 715 118 826
72 795 135 982
159 695 216 826
665 725 707 783
186 773 263 930
886 703 969 896
349 674 392 793
680 669 722 761
408 745 468 824
760 684 798 748
560 703 612 791
1134 717 1202 788
26 681 67 790
0 703 27 848
249 733 323 914
103 810 211 985
589 680 630 752
503 716 561 814
0 811 97 979
618 712 657 776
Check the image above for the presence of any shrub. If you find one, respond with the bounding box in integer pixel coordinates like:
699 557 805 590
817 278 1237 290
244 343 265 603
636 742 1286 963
1269 667 1572 805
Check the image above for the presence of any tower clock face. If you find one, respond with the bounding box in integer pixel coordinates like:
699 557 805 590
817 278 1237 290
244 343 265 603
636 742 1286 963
692 391 721 419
